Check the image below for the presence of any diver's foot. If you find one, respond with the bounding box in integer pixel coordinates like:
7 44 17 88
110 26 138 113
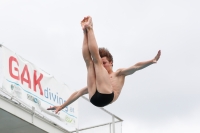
81 17 88 31
85 16 93 30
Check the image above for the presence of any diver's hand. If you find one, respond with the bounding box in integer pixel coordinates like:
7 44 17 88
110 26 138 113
152 50 161 63
47 106 62 114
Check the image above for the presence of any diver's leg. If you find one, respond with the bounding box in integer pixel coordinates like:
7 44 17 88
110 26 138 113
81 18 97 98
85 17 113 94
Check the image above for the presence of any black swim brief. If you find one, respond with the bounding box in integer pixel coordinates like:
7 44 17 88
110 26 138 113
90 89 114 107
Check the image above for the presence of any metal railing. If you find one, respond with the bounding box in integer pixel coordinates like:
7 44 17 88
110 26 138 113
71 96 123 133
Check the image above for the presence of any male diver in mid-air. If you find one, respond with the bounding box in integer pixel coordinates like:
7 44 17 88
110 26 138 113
47 16 161 113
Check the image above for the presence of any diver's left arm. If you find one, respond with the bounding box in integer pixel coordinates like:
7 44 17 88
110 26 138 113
118 50 161 76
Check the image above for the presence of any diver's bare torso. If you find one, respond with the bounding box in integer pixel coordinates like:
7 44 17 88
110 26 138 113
109 69 126 103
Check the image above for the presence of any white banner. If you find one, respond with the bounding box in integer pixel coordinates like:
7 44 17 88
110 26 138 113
0 45 78 128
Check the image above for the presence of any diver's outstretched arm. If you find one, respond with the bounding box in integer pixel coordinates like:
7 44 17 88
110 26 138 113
47 87 88 114
118 50 161 76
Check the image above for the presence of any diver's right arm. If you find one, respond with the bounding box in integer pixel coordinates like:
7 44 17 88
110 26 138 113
47 87 88 114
